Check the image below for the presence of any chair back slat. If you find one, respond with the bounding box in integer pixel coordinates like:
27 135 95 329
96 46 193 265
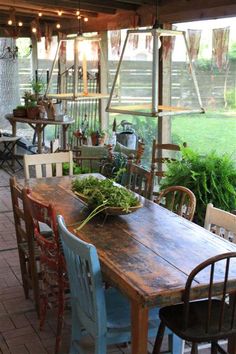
57 215 107 337
204 203 236 243
10 177 32 246
35 164 43 178
55 163 63 177
156 186 196 221
126 161 153 200
183 252 236 335
45 164 53 177
151 139 187 180
206 263 214 333
219 258 230 331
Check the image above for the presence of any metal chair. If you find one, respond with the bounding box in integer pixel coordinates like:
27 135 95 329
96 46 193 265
57 215 184 354
204 203 236 243
0 135 22 172
23 151 73 179
25 192 68 354
152 252 236 354
156 185 196 221
125 161 154 199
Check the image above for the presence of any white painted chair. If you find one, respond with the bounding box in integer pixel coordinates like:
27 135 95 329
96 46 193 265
204 203 236 243
23 151 73 179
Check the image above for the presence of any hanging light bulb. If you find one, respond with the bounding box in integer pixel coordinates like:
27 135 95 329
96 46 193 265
32 27 37 33
77 15 81 19
58 10 62 16
56 23 61 29
84 17 88 22
76 10 80 16
18 21 23 27
38 12 42 17
7 19 12 25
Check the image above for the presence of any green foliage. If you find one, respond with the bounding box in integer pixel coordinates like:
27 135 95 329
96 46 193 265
72 176 139 211
194 58 212 71
62 162 89 175
23 90 37 107
16 105 26 109
160 148 236 225
229 43 236 62
225 89 236 109
31 79 45 95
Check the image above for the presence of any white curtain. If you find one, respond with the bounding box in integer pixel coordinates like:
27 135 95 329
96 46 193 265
0 38 20 129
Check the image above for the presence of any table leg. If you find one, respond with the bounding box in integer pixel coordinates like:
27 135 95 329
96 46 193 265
131 301 148 354
10 121 17 155
62 125 69 150
36 125 44 154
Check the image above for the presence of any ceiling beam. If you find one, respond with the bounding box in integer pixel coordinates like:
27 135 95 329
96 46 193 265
0 0 116 15
159 0 236 15
19 0 136 13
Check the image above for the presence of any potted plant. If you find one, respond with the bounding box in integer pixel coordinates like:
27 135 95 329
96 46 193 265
13 105 27 117
23 91 40 119
89 127 106 146
160 147 236 225
31 78 45 102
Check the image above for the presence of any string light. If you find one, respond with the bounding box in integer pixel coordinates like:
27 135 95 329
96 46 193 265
84 17 88 22
38 12 42 17
56 23 61 29
32 27 37 33
76 10 80 16
58 10 62 16
7 19 12 25
18 21 23 27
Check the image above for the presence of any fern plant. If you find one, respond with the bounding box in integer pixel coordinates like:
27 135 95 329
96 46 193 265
160 148 236 225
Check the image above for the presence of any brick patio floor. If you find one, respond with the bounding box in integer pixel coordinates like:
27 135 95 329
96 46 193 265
0 167 227 354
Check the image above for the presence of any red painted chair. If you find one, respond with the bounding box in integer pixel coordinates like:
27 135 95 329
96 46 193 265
24 190 68 354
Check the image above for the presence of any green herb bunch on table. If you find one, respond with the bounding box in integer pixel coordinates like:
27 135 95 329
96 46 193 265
72 176 140 213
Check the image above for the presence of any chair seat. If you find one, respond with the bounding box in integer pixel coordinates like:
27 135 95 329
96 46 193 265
159 299 236 342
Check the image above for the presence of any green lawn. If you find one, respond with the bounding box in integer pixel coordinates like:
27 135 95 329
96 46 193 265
172 111 236 160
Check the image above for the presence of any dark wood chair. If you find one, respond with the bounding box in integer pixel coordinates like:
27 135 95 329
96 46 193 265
10 177 40 314
152 252 236 354
125 161 154 200
25 192 68 354
155 185 196 221
151 139 187 180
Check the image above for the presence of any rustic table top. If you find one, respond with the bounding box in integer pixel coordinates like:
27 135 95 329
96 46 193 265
20 174 236 309
5 114 75 126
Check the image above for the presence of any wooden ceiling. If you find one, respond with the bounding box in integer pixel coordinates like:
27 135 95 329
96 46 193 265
0 0 236 36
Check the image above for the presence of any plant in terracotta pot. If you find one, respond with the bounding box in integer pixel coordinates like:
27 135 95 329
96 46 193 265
23 91 40 119
13 105 27 117
89 127 106 146
31 78 45 102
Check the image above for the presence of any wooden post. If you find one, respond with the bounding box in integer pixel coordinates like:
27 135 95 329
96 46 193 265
99 31 109 131
31 36 38 81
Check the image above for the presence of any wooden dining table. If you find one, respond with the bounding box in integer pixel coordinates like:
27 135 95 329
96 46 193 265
20 174 236 354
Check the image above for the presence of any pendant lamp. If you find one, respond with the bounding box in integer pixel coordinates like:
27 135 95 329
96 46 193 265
46 34 108 101
106 25 204 117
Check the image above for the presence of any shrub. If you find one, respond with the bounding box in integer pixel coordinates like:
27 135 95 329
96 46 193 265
160 148 236 225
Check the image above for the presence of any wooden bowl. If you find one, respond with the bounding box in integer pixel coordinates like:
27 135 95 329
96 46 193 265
74 191 142 215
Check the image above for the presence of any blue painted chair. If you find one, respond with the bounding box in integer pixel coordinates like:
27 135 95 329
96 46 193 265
57 215 184 354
